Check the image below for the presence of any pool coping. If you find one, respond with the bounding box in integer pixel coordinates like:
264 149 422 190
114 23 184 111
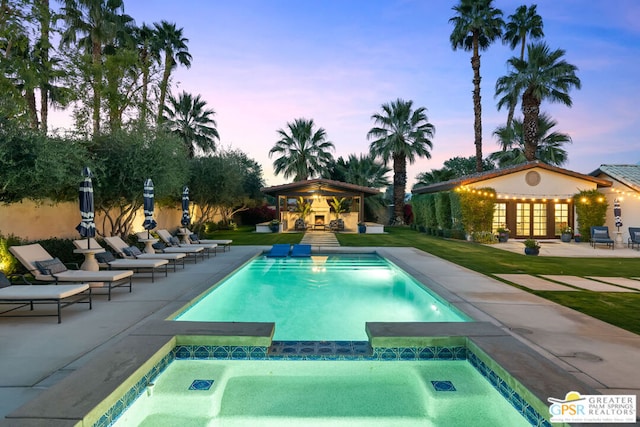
2 320 596 426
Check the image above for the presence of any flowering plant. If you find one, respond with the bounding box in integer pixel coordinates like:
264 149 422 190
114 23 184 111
523 239 540 249
561 226 572 234
497 227 510 234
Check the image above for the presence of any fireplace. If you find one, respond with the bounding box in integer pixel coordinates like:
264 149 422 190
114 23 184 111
314 215 325 226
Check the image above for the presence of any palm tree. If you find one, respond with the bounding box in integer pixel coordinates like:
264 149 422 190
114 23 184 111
502 4 544 129
162 91 219 157
134 23 159 126
154 21 191 125
269 118 335 181
490 113 571 167
449 0 504 172
367 98 435 224
338 154 391 189
335 154 391 222
495 42 581 161
61 0 132 135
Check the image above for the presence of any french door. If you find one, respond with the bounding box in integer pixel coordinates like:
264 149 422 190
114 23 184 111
516 203 547 238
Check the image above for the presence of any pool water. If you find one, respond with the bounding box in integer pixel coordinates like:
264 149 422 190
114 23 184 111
175 254 469 340
112 359 531 427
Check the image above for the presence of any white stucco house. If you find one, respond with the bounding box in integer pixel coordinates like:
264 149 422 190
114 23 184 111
412 161 612 239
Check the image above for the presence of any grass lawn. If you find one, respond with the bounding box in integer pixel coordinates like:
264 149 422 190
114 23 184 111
205 226 640 335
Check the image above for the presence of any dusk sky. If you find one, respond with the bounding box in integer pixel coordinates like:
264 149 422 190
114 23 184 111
51 1 640 189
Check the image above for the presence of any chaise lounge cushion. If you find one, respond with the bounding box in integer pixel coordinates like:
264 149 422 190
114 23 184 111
123 246 143 257
95 251 117 263
634 232 640 242
35 258 68 275
152 242 167 250
593 230 608 239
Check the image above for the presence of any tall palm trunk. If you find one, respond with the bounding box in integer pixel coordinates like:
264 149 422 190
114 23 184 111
25 89 39 128
471 34 483 172
157 53 173 124
392 153 407 224
522 90 539 161
37 0 50 132
505 37 527 131
140 46 149 124
91 40 102 135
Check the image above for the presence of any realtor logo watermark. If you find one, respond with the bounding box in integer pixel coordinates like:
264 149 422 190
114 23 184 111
548 391 636 423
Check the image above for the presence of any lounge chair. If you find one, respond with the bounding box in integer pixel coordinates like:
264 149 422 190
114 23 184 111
628 227 640 250
179 227 232 252
0 272 92 323
329 219 345 232
590 226 614 249
9 244 133 300
73 239 169 282
266 244 291 258
104 236 186 271
294 219 308 231
135 232 205 263
290 244 311 257
156 229 217 258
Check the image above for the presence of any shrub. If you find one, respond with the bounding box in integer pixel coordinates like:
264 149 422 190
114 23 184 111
458 187 496 233
573 190 608 240
435 192 452 230
0 232 22 274
471 231 497 244
451 229 466 240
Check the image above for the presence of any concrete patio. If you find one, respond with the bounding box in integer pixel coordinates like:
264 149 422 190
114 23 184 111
0 244 638 424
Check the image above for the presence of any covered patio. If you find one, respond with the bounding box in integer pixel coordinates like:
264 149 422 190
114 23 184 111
260 178 380 232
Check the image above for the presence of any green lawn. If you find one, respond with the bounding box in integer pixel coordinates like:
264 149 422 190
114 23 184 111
205 226 640 335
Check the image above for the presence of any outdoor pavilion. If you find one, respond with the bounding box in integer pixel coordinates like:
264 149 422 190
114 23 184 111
260 178 380 231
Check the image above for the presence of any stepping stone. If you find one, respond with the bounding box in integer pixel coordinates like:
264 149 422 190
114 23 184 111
541 275 637 292
586 277 640 291
494 274 576 291
300 231 340 247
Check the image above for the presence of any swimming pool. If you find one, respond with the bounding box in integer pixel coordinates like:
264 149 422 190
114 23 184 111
174 253 470 340
111 359 532 427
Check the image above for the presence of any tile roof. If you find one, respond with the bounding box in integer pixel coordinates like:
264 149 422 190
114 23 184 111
413 161 611 194
261 178 380 196
590 165 640 192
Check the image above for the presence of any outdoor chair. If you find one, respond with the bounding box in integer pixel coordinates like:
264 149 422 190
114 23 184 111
0 271 92 324
156 229 217 258
179 227 232 252
628 227 640 250
294 219 308 231
136 232 205 263
9 243 133 301
266 244 291 258
104 236 186 271
73 239 169 282
590 226 614 250
290 244 311 257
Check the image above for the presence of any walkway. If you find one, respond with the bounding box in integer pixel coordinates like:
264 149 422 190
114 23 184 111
299 230 340 247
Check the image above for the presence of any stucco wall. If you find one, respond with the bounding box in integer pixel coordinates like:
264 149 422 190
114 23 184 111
478 168 598 199
0 200 185 240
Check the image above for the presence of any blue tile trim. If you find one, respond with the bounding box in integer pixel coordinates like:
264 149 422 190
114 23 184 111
98 351 172 427
97 342 550 427
467 352 552 427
